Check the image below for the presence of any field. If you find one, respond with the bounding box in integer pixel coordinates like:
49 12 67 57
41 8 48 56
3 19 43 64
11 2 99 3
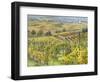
27 15 88 66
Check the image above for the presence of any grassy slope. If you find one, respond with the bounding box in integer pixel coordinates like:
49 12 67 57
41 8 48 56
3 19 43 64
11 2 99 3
28 20 87 32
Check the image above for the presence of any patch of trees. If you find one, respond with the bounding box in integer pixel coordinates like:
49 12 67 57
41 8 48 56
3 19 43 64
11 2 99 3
82 28 88 32
45 31 52 36
29 30 52 37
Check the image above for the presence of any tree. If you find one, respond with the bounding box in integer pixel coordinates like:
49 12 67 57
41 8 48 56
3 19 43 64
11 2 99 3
82 28 88 32
62 28 66 32
31 30 36 36
37 30 43 36
45 31 52 36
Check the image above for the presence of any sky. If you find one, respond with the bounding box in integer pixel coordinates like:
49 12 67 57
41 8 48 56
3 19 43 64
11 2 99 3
28 15 88 23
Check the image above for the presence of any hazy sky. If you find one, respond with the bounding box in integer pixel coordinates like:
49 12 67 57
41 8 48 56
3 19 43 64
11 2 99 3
28 15 88 23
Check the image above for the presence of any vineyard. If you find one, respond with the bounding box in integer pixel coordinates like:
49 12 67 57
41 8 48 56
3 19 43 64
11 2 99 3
28 31 88 66
27 15 88 66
